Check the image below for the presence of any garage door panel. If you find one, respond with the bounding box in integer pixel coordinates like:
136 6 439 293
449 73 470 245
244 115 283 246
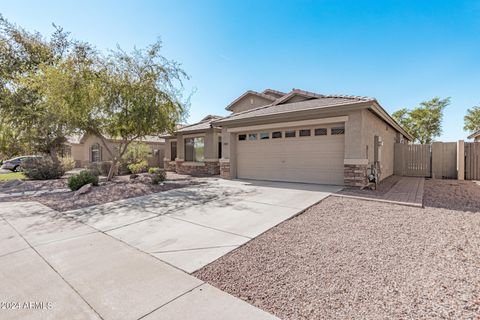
236 134 344 185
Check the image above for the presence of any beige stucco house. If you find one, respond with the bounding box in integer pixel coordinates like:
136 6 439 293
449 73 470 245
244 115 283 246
165 89 412 186
67 134 165 168
467 130 480 142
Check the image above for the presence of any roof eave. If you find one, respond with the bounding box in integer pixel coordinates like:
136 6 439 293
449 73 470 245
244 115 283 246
369 101 414 141
467 130 480 139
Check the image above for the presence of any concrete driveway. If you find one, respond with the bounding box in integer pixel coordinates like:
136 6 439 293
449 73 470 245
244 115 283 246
0 178 339 320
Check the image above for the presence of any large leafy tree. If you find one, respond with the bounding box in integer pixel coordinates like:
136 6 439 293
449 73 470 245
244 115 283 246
392 97 450 144
464 105 480 133
90 41 188 179
37 40 189 180
0 15 90 162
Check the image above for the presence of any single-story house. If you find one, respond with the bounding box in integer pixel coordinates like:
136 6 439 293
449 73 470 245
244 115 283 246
467 130 480 142
165 89 412 186
66 134 165 168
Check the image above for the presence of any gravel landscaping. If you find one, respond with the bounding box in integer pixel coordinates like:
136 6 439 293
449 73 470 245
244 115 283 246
424 178 480 212
195 181 480 319
0 172 200 211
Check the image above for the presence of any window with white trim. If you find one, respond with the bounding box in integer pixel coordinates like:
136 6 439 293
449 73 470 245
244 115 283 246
260 132 269 140
285 130 296 138
331 127 345 135
314 128 327 136
184 137 204 162
299 129 311 137
272 131 282 139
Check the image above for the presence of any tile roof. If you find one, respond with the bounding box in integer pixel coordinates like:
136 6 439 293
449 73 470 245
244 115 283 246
225 90 277 111
67 133 165 144
216 89 373 123
176 115 224 133
262 89 286 99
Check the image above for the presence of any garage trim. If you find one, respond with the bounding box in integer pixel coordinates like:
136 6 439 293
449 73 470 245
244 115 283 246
227 116 349 133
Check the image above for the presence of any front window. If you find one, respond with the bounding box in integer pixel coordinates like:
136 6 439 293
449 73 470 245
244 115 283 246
91 143 102 162
185 137 204 162
170 141 177 161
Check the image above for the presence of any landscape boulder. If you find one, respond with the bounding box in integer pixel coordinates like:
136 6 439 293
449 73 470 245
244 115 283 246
74 183 92 197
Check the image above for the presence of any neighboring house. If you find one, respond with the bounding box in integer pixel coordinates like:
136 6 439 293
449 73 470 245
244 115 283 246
164 115 223 175
66 133 165 168
467 130 480 142
165 88 412 186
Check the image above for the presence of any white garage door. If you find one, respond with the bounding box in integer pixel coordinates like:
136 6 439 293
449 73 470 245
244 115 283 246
236 127 345 185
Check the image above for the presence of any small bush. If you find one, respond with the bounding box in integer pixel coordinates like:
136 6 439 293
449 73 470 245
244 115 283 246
87 161 113 176
118 161 131 175
128 160 148 174
68 170 99 191
151 169 166 185
22 157 65 180
60 156 76 171
148 167 160 174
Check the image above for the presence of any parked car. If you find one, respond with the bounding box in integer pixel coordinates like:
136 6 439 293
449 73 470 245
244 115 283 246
0 156 42 172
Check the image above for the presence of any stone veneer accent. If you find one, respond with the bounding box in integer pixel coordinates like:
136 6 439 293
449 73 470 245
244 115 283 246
344 164 368 187
219 160 231 179
164 160 176 172
175 159 220 176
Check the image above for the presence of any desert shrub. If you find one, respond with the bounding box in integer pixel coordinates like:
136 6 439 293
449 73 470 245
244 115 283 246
151 168 166 185
122 143 151 165
68 170 99 191
60 156 76 171
128 160 148 174
87 161 113 176
148 167 160 174
22 157 65 180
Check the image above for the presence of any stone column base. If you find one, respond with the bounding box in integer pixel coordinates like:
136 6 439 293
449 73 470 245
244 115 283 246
175 160 220 176
219 159 231 179
164 160 176 172
344 164 368 187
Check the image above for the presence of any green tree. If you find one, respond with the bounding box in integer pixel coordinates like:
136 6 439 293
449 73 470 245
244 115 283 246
0 15 92 162
464 105 480 133
89 41 188 179
392 97 450 144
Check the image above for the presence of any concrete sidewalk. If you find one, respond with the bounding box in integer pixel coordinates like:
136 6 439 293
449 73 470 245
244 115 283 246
0 179 338 319
0 202 277 320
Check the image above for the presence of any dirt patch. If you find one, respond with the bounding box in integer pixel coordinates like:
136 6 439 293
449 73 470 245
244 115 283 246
195 197 480 319
423 179 480 212
0 172 200 212
337 175 402 199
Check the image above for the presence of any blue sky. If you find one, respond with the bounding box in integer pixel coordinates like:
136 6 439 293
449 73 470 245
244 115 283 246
2 0 479 141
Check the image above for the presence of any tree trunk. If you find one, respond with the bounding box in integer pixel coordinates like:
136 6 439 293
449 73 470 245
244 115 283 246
107 157 117 181
50 147 60 165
